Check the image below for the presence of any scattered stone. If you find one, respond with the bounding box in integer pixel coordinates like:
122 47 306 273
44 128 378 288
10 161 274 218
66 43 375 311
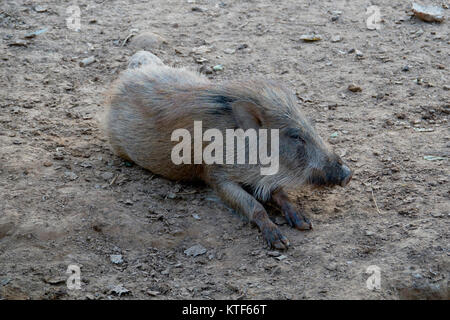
224 48 236 54
43 276 66 285
64 171 78 181
191 7 207 12
34 5 48 13
24 28 48 39
355 49 364 59
43 161 53 167
191 45 212 55
431 212 443 218
128 50 163 69
184 244 207 257
267 251 281 257
166 192 177 199
110 254 123 264
423 155 445 161
299 34 322 42
412 3 445 23
348 84 362 92
130 32 166 50
365 231 375 236
330 10 342 21
443 85 450 91
53 151 64 160
213 64 223 71
8 40 28 47
109 284 130 296
413 128 434 132
80 161 92 168
124 199 134 205
325 263 338 271
194 56 208 64
330 132 339 138
199 65 213 74
147 290 160 296
276 255 287 261
79 56 96 67
402 65 410 72
331 35 343 43
237 44 249 50
192 214 201 220
101 172 114 181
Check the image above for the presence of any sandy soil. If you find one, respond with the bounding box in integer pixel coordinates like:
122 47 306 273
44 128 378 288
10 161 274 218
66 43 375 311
0 0 448 300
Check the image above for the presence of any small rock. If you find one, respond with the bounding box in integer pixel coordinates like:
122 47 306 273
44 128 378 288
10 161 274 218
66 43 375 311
348 84 362 92
110 254 123 264
325 263 338 271
331 35 343 43
191 7 207 12
109 284 130 296
365 231 375 236
101 172 114 181
43 161 53 167
166 192 177 199
184 244 207 257
192 214 201 220
53 152 64 160
64 171 78 181
128 50 163 69
237 44 249 50
443 85 450 91
355 49 364 59
402 65 410 72
276 255 287 261
147 290 160 296
8 40 28 47
213 64 223 71
223 48 236 54
199 65 213 74
130 32 166 50
267 251 281 257
79 56 96 67
412 3 445 23
299 34 322 42
34 5 48 13
24 28 48 39
191 45 212 55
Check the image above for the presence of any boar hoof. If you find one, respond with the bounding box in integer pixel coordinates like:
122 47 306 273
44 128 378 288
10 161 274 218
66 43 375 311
285 211 313 231
262 224 290 250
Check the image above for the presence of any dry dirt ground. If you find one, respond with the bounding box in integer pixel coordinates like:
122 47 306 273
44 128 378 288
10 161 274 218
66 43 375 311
0 0 448 300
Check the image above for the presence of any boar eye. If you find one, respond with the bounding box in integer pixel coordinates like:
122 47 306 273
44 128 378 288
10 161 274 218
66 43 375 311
289 133 305 143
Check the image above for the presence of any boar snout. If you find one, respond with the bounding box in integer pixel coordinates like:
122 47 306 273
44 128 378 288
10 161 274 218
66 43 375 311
339 163 352 187
309 156 352 188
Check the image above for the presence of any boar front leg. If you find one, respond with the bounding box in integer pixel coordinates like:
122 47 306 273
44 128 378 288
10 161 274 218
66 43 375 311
212 180 290 250
271 189 312 230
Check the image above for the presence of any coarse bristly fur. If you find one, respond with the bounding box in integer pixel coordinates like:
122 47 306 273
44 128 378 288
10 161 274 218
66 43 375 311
103 52 352 249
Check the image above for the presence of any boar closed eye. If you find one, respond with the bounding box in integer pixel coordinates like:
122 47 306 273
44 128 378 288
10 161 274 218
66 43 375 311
288 131 305 143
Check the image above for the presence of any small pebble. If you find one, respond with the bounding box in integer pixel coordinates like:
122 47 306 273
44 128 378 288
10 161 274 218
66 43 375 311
184 244 207 257
348 84 362 92
79 56 96 67
110 254 123 264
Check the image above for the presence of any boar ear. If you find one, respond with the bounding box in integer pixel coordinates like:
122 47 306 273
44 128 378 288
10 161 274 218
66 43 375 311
231 101 263 130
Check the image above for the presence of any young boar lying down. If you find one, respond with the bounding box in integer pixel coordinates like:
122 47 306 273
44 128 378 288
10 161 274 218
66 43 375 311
104 51 352 250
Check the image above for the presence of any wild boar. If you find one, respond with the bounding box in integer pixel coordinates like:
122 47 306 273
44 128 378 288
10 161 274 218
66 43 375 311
104 51 352 249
